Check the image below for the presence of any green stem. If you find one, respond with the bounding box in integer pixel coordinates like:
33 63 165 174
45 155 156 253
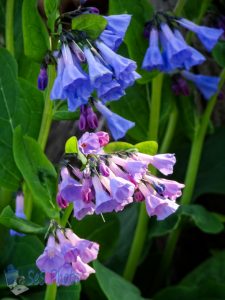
123 73 163 281
60 203 74 227
123 202 150 280
38 64 55 150
181 69 225 205
173 0 187 15
159 105 178 154
44 283 57 300
5 0 14 55
154 68 225 288
148 73 164 141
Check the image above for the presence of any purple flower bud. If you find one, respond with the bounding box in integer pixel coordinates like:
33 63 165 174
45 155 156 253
37 67 48 90
171 76 190 96
56 193 68 209
70 42 86 63
96 131 109 147
218 91 225 101
86 106 98 129
79 113 87 131
134 190 145 202
99 161 110 176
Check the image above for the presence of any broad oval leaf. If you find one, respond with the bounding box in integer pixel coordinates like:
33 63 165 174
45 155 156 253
0 49 21 190
135 141 158 155
0 50 43 190
22 0 50 62
0 206 46 234
13 127 59 219
65 136 79 154
72 14 107 40
44 0 60 32
94 260 145 300
104 142 133 153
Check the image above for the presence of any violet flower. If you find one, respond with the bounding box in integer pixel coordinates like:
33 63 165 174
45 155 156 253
56 131 184 220
36 227 99 286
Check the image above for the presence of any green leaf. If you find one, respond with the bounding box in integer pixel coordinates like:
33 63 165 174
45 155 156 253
65 136 79 154
0 48 22 190
18 78 44 138
194 127 225 198
53 102 79 120
148 204 223 239
109 0 155 83
148 213 179 239
18 55 40 87
213 41 225 68
181 204 224 234
44 0 60 32
22 0 50 62
94 261 145 300
135 141 158 155
181 250 225 287
13 127 59 219
0 48 44 191
72 14 107 40
104 142 133 153
0 206 46 234
72 213 120 261
154 252 225 299
110 82 150 142
65 136 87 165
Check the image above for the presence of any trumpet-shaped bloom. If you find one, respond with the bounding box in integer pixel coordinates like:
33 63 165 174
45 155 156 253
94 101 135 140
176 18 224 51
100 14 131 51
142 28 164 71
160 23 191 66
182 71 220 100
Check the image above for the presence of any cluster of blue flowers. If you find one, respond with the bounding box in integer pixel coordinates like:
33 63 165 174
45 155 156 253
38 13 139 139
142 13 223 99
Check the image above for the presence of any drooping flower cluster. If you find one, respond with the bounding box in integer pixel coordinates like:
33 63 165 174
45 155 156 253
36 226 99 286
57 131 184 221
142 13 223 99
37 12 138 139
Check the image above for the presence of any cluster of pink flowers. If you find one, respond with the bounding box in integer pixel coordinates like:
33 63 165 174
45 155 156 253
36 227 99 286
56 131 184 221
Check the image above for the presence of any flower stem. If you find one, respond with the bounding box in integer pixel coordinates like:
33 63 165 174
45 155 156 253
148 73 164 141
154 68 225 288
159 104 178 154
5 0 15 55
60 203 74 227
123 73 163 281
44 283 57 300
38 64 55 150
